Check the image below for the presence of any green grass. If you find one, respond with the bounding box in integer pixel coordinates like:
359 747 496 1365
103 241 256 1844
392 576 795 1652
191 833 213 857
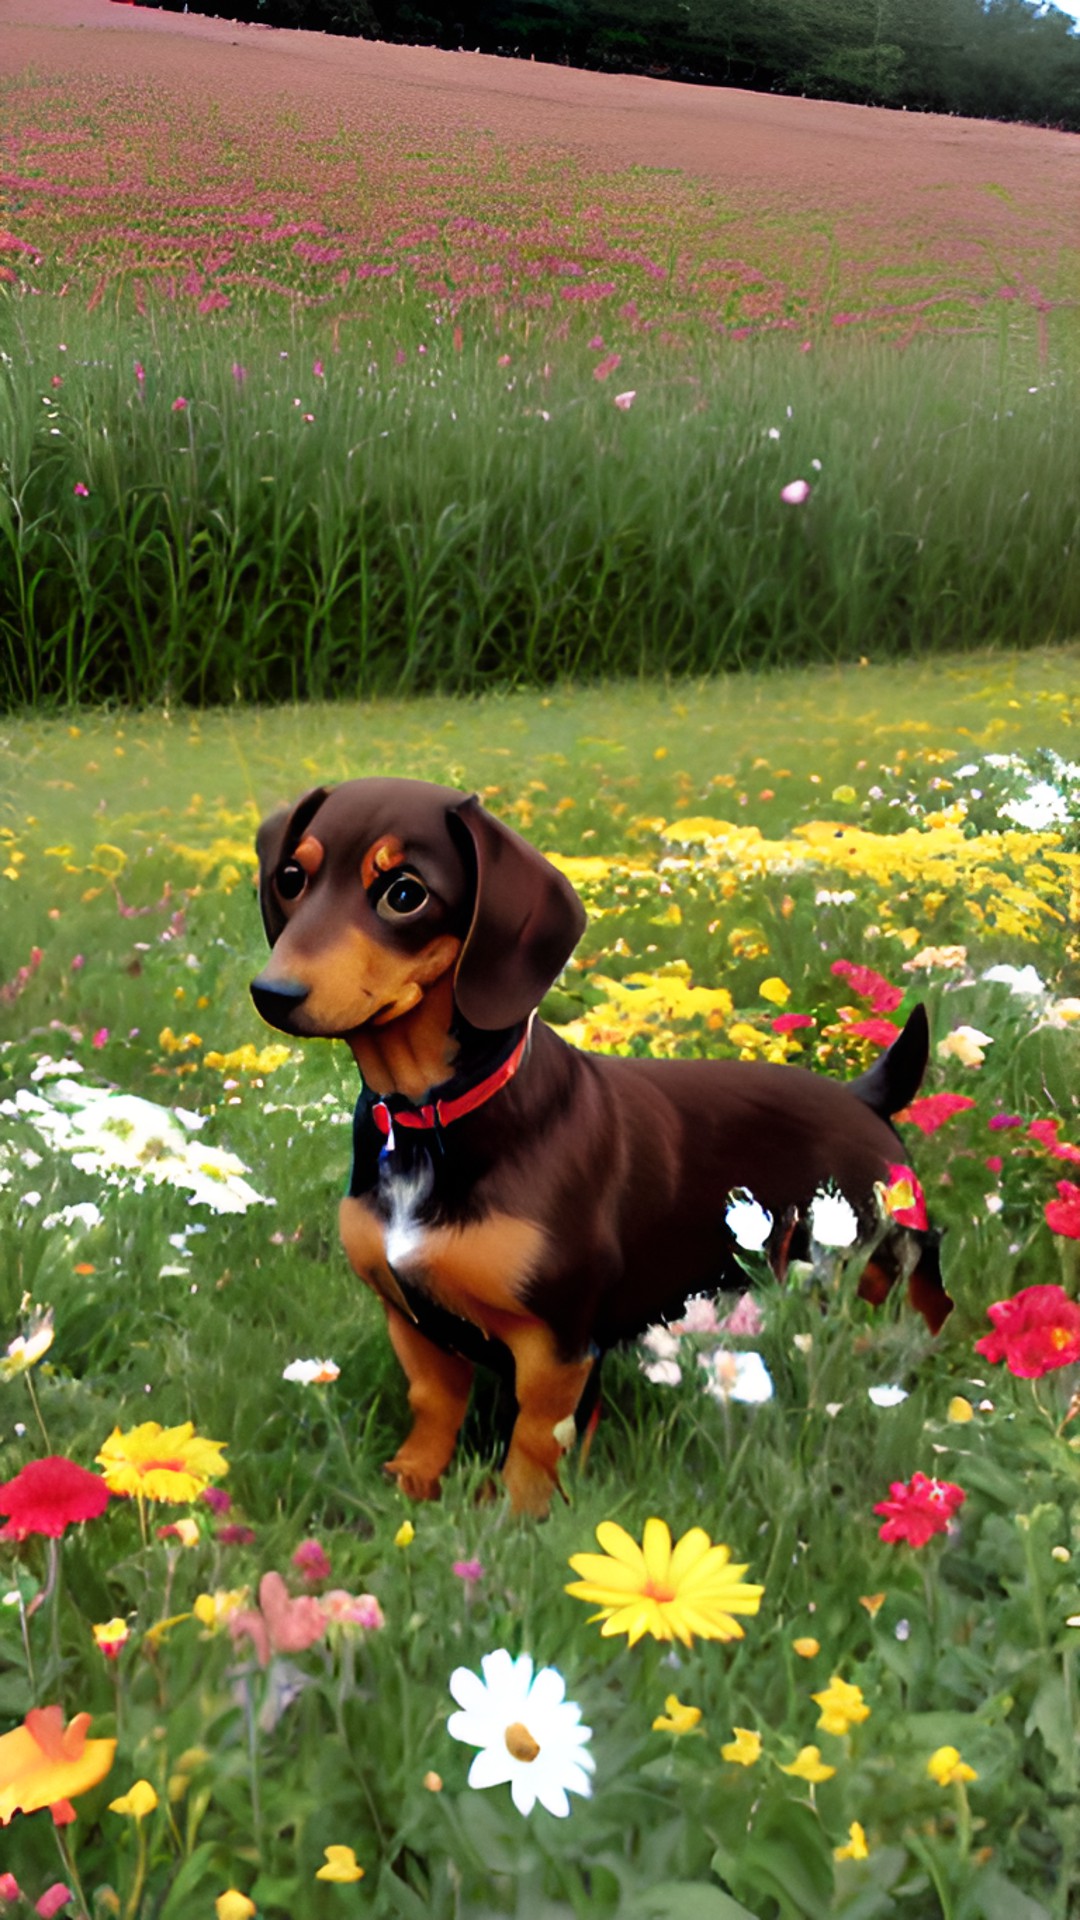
3 304 1079 707
2 671 1080 1915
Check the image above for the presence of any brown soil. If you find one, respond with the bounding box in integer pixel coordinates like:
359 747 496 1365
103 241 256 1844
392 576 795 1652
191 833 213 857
2 0 1076 235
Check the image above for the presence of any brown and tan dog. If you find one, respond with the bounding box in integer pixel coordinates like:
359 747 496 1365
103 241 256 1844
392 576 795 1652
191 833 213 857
252 777 949 1516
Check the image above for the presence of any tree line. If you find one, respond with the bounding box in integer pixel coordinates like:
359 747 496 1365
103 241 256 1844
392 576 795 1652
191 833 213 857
145 0 1080 128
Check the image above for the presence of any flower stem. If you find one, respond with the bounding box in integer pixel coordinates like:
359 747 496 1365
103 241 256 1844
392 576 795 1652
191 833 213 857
123 1817 149 1920
53 1824 91 1920
24 1367 51 1449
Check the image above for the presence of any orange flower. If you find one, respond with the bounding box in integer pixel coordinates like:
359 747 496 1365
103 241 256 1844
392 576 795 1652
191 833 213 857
0 1706 116 1826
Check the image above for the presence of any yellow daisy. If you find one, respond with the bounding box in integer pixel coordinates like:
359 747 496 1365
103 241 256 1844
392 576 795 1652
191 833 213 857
566 1517 764 1648
96 1421 228 1504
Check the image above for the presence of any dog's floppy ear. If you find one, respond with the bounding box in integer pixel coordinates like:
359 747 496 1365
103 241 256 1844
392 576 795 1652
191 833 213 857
255 787 329 945
448 795 587 1030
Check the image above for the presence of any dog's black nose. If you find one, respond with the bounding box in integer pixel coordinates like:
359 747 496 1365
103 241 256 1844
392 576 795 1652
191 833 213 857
250 976 309 1032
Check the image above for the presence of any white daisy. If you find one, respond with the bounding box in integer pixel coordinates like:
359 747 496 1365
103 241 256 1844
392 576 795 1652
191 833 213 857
725 1190 774 1252
868 1383 909 1408
807 1188 860 1250
447 1650 594 1818
699 1349 774 1405
282 1358 341 1385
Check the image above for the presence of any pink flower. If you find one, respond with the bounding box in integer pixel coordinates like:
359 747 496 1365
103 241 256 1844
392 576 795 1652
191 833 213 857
217 1523 256 1546
989 1113 1024 1131
200 1485 231 1516
133 361 145 384
323 1590 384 1630
73 483 89 498
292 1539 331 1584
35 1888 73 1919
1 1874 23 1904
718 1292 765 1338
875 1472 965 1548
91 1028 108 1049
614 391 636 410
51 375 63 390
672 1295 720 1335
592 352 621 381
780 479 810 505
171 397 187 412
228 1572 327 1667
313 359 324 377
452 1558 484 1585
70 954 85 972
231 364 246 386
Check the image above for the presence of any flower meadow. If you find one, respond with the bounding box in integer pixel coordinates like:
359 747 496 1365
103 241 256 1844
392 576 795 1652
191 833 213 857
0 672 1079 1915
3 59 1080 704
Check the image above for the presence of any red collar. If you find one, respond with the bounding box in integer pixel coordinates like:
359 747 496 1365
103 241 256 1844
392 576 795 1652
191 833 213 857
371 1016 534 1139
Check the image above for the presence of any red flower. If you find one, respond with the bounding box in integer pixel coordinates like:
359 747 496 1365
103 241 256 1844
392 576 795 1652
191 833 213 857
0 1458 109 1541
897 1092 976 1135
874 1471 966 1548
841 1016 903 1047
1045 1184 1080 1243
882 1163 929 1230
1030 1119 1080 1166
975 1282 1080 1375
771 1012 815 1035
831 960 904 1014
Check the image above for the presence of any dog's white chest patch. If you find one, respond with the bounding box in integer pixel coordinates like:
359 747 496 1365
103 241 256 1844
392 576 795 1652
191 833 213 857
380 1155 432 1272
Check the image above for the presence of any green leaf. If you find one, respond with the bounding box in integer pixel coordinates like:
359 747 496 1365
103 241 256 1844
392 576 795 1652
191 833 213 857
627 1884 760 1920
833 1844 908 1918
157 1843 217 1919
964 1868 1054 1920
1025 1671 1074 1774
728 1799 835 1920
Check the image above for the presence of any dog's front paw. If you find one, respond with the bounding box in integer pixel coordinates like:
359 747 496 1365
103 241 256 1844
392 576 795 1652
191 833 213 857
383 1454 443 1502
501 1452 563 1520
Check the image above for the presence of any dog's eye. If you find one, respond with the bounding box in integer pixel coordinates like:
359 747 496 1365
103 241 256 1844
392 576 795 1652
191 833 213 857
375 872 429 921
276 861 307 901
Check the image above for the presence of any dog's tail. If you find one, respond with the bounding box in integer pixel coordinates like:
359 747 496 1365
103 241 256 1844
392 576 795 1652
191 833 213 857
849 1003 929 1120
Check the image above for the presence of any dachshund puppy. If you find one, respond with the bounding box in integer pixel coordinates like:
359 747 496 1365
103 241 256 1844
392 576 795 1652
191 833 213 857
252 778 948 1517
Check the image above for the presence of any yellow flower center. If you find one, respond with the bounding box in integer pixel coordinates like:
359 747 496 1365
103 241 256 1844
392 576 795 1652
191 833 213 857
504 1721 540 1763
643 1581 676 1604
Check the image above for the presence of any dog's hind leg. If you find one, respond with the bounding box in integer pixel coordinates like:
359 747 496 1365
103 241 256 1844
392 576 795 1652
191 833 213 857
498 1320 594 1518
382 1305 474 1501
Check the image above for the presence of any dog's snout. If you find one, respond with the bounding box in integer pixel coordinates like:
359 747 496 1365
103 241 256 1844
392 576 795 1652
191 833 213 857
250 975 310 1032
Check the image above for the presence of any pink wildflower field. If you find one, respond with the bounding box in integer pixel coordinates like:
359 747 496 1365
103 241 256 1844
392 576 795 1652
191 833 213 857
1 0 1076 347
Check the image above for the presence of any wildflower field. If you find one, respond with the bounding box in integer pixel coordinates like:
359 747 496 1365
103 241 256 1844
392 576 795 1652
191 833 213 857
3 0 1080 703
2 663 1080 1917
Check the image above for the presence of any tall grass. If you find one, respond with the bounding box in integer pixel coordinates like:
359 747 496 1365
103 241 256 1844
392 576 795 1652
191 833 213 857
2 302 1078 708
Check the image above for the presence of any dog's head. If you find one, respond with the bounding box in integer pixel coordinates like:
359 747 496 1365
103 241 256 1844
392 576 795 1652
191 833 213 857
250 777 586 1041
